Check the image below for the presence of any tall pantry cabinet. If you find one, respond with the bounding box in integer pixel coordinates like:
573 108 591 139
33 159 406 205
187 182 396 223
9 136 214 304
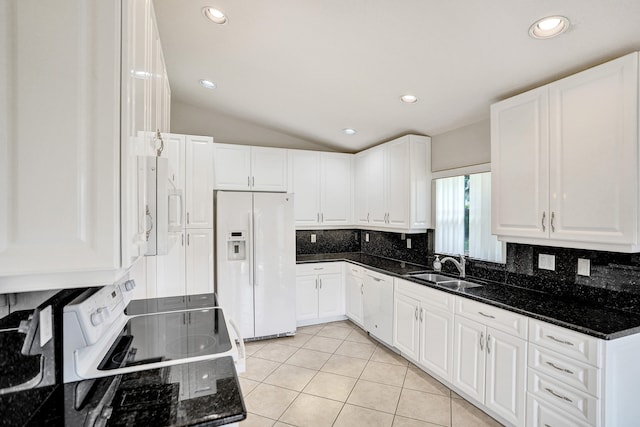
155 135 215 297
0 0 171 292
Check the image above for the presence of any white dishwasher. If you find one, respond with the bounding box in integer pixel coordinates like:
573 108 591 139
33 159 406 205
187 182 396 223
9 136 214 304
363 269 394 346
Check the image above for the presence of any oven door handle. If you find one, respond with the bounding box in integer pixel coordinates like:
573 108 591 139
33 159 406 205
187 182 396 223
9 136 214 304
227 318 246 374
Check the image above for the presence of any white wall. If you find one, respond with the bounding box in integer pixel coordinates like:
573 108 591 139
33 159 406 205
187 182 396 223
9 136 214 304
171 100 335 151
431 119 490 171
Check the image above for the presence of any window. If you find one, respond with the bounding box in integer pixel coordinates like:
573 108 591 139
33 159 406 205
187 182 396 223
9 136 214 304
435 172 504 263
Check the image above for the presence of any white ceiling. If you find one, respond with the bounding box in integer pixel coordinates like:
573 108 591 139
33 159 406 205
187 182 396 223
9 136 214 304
153 0 640 152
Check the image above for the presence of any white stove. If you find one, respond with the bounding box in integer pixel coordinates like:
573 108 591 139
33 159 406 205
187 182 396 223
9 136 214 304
63 280 244 383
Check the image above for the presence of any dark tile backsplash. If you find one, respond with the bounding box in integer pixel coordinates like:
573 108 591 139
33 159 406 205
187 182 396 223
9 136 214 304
296 228 640 315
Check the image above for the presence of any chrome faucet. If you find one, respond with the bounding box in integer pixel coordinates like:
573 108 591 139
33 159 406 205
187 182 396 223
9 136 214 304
434 254 466 278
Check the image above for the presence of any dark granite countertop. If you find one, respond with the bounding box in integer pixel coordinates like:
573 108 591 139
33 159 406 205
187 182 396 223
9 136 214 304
297 252 640 340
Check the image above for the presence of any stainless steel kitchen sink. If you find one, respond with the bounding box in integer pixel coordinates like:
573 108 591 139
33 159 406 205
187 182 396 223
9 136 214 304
406 272 458 283
436 280 483 291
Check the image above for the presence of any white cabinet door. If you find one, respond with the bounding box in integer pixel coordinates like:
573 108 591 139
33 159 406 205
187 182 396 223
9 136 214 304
296 275 319 321
491 87 549 239
320 153 352 225
367 148 387 226
419 307 454 382
318 273 344 318
0 0 121 279
185 229 213 295
485 328 527 427
453 316 486 403
354 153 370 225
386 139 410 228
164 134 185 191
186 136 214 228
213 144 251 190
393 293 420 361
363 271 394 345
548 53 638 245
251 147 288 192
345 270 364 326
291 150 321 226
156 231 186 297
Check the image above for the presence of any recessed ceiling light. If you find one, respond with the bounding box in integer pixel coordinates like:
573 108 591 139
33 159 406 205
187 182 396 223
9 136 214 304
343 128 357 135
199 79 217 89
529 16 569 39
202 7 228 24
400 94 418 104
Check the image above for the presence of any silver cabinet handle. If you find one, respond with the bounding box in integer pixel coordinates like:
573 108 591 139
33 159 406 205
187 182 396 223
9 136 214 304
487 334 491 354
372 277 382 282
546 335 574 346
321 212 323 223
252 176 255 187
545 387 573 403
478 311 496 319
313 267 324 270
541 211 546 232
546 361 574 375
187 212 190 224
319 278 322 289
480 331 484 351
367 213 370 222
360 284 363 295
247 176 250 187
551 211 555 232
187 233 190 245
315 278 318 289
317 213 319 222
182 234 184 246
420 308 424 322
415 307 419 320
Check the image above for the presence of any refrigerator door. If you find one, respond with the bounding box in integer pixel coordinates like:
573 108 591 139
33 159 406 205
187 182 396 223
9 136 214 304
253 193 296 337
216 192 255 338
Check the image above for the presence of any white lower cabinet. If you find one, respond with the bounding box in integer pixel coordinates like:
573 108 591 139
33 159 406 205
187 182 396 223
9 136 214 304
295 263 345 326
393 278 454 382
363 269 394 346
185 229 214 295
345 265 364 327
454 302 528 427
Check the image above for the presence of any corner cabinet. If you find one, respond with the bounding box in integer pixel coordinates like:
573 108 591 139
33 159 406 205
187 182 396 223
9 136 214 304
491 51 640 252
0 0 170 291
213 143 288 192
355 134 431 232
289 150 352 227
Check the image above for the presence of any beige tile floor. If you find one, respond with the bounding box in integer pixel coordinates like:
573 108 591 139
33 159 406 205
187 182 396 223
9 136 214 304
239 320 503 427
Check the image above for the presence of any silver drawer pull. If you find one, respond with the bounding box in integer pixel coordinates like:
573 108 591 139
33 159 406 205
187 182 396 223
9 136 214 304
544 424 552 427
478 311 496 319
546 335 574 346
372 277 382 282
545 387 573 403
313 267 324 270
546 361 574 375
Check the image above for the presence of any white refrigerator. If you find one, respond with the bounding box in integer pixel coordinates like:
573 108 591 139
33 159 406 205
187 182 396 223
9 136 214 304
215 191 296 339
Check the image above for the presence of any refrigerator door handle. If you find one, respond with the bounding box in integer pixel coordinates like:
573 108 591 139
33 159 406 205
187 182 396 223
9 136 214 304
249 210 255 288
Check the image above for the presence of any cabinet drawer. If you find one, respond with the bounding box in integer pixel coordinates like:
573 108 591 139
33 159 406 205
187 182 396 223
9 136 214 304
529 344 600 397
345 264 364 278
455 298 528 339
529 320 601 367
527 393 592 427
296 262 342 276
395 278 454 312
528 370 599 426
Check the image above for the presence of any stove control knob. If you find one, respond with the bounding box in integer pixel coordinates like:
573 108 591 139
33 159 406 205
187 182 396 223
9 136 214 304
90 311 104 326
123 280 136 292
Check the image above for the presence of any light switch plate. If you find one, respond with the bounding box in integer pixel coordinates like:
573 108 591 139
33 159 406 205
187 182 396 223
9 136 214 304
577 258 591 276
310 234 316 243
407 238 412 249
538 254 556 271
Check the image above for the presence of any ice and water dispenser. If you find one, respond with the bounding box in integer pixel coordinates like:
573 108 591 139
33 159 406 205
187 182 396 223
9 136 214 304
227 231 246 260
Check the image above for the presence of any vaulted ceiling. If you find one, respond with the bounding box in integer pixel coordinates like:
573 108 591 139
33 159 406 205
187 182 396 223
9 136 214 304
154 0 640 151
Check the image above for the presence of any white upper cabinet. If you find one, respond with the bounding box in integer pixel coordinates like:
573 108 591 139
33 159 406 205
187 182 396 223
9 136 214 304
492 52 640 251
213 143 288 192
0 0 170 291
185 136 214 228
355 134 431 231
289 150 352 227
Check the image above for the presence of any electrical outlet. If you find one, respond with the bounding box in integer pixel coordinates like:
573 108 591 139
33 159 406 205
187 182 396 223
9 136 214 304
538 254 556 271
310 234 316 243
401 233 406 240
407 238 412 249
365 233 370 242
577 258 591 276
